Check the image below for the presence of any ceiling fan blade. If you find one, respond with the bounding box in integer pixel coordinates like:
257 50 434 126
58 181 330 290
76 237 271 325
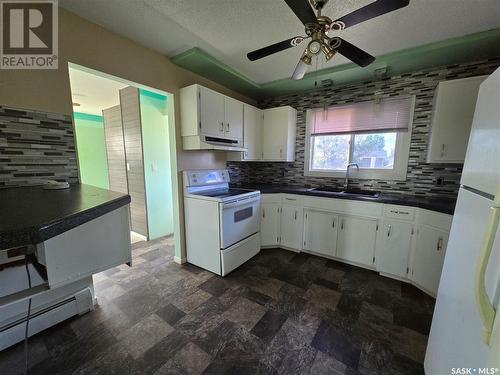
247 37 304 61
332 0 409 30
284 0 317 25
330 38 375 67
292 59 308 80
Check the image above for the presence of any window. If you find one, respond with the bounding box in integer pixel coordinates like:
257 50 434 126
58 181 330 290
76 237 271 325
305 96 414 180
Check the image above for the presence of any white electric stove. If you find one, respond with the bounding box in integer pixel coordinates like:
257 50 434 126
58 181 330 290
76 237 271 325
183 169 261 276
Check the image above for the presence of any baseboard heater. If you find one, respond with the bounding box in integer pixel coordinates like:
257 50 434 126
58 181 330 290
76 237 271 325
0 287 93 351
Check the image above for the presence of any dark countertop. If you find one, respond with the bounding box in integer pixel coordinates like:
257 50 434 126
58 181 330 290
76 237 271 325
233 184 457 215
0 184 131 250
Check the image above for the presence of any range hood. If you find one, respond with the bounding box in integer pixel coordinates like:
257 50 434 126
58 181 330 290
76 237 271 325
182 134 247 152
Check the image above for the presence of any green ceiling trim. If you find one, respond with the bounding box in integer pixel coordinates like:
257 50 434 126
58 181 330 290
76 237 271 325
171 47 261 97
170 28 500 100
73 112 103 122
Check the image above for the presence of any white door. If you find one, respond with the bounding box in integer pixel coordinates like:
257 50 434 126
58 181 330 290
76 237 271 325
337 216 377 267
461 67 500 195
280 205 302 250
224 97 243 139
425 188 500 373
376 220 412 278
411 225 448 295
199 87 224 137
262 108 286 160
303 210 338 257
243 105 263 160
261 203 280 246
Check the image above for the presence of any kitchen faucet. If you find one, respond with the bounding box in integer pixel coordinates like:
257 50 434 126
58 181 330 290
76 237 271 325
343 163 359 190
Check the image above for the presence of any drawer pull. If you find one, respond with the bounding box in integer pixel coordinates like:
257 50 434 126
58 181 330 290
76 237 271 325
390 210 410 215
285 197 297 201
387 224 391 237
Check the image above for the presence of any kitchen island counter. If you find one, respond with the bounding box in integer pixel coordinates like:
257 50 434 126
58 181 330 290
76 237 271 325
0 184 130 250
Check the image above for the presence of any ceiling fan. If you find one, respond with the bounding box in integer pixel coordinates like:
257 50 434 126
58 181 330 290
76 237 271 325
247 0 410 80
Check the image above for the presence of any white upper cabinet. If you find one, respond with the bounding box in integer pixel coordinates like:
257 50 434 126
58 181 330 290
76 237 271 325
228 105 297 162
228 104 263 161
224 97 243 139
262 106 296 162
180 84 244 150
427 75 487 163
199 86 225 137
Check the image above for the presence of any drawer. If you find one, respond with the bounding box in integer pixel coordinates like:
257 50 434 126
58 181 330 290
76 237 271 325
261 193 282 204
282 194 302 206
383 205 416 221
417 208 453 231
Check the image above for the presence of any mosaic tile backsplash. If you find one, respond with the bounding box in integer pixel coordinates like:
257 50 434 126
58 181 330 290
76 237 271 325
228 58 500 198
0 106 78 188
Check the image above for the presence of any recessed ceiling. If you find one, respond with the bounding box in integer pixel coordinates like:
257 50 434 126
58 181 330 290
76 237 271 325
68 67 127 116
61 0 500 84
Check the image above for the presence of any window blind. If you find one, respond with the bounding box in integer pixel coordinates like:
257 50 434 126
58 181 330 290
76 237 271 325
311 96 413 135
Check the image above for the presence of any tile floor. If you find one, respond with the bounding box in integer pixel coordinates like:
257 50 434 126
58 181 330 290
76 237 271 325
0 236 434 374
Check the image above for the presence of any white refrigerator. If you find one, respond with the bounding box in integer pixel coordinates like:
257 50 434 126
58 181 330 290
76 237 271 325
425 67 500 373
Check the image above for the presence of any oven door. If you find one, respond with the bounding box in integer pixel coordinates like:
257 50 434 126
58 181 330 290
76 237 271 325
220 195 260 249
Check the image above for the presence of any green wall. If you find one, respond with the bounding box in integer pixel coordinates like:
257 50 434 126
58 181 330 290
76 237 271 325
74 112 109 190
139 89 174 239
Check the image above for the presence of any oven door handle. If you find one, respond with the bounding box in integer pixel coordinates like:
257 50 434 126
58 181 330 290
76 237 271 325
222 196 260 209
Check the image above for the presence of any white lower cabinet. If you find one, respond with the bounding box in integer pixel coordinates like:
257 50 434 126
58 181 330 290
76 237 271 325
337 216 377 267
376 220 413 278
261 203 281 247
303 210 338 257
410 225 449 296
259 194 452 297
280 205 303 250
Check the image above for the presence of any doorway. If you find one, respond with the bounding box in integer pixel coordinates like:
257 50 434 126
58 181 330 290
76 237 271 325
67 63 176 245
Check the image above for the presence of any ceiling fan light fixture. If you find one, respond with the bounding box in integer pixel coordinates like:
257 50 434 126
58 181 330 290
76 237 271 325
300 50 312 65
321 43 336 61
307 39 322 55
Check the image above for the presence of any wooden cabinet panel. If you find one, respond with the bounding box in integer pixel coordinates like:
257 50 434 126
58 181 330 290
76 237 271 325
376 220 412 278
224 97 243 139
199 86 224 137
427 75 487 163
303 210 338 257
337 216 377 267
119 87 148 237
261 203 281 247
243 104 262 160
103 105 128 194
411 225 449 295
280 205 302 250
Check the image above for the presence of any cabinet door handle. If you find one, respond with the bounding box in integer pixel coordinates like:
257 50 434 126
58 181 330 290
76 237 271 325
294 210 297 220
262 208 265 218
220 122 224 132
437 237 443 251
440 143 446 157
475 207 500 344
341 220 344 230
226 123 230 132
332 219 335 229
387 224 392 237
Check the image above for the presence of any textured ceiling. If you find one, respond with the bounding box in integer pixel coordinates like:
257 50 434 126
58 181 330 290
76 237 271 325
68 67 127 116
60 0 500 83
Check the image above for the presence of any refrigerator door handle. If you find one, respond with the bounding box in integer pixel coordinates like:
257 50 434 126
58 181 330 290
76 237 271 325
475 206 500 345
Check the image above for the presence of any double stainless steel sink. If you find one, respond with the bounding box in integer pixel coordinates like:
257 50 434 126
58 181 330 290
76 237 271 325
310 187 381 198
